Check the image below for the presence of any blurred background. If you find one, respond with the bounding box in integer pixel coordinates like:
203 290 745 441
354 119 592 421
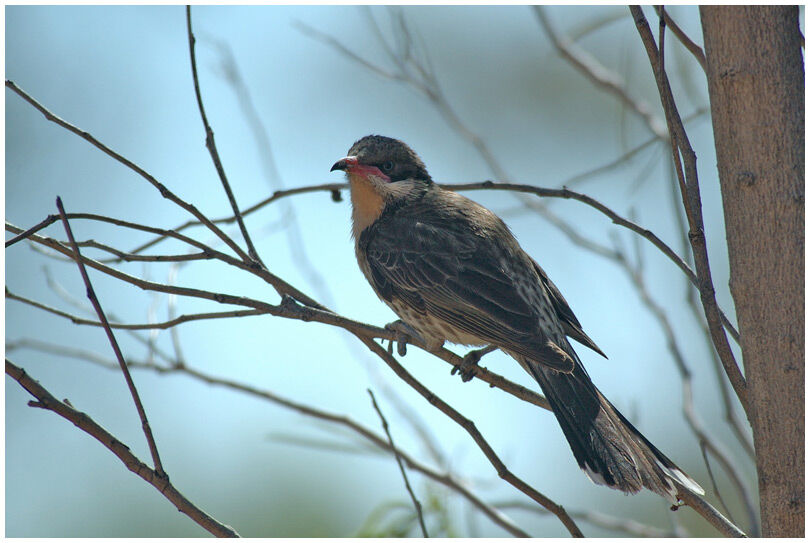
6 5 776 537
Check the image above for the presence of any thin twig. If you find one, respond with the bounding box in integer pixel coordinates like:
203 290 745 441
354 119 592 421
565 107 707 188
3 212 324 313
533 6 668 139
373 374 448 468
653 6 707 72
664 138 755 463
55 197 166 477
5 213 60 248
630 6 748 413
5 79 251 264
185 7 262 266
5 359 239 537
78 239 213 263
368 389 429 537
125 183 346 257
209 39 335 309
7 289 263 330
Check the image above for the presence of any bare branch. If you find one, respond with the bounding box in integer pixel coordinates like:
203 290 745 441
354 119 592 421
7 289 264 330
368 389 428 537
185 7 263 266
653 6 707 72
5 213 60 248
295 21 403 81
5 359 239 537
5 79 251 264
663 152 754 461
209 38 337 310
4 211 324 314
56 197 166 477
565 108 707 187
125 182 346 257
533 6 668 139
630 6 748 412
675 481 746 538
77 239 213 263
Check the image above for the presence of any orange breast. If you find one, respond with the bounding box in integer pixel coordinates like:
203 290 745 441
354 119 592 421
348 174 386 238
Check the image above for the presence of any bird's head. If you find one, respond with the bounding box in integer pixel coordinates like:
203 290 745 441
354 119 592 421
331 135 432 237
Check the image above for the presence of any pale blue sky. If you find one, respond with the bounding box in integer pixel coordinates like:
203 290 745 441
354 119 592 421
6 5 755 537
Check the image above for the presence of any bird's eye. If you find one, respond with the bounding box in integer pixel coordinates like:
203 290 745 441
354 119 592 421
381 161 394 172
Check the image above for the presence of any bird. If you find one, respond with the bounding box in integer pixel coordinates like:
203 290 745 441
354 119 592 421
331 134 704 502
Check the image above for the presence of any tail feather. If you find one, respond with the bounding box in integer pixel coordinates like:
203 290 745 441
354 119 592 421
524 356 704 502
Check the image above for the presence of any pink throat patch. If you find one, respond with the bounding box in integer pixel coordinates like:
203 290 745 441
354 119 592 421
347 163 391 183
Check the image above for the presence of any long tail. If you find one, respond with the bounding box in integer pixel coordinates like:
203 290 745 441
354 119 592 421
525 357 704 503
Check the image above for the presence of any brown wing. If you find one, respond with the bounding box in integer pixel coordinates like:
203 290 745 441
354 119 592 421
531 259 607 358
360 212 575 373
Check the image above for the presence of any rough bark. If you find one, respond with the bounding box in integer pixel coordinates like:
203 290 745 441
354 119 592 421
700 6 804 537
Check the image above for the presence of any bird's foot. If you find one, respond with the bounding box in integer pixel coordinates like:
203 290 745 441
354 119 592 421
451 345 497 382
384 320 422 357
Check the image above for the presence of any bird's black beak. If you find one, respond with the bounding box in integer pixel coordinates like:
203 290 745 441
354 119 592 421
330 155 358 172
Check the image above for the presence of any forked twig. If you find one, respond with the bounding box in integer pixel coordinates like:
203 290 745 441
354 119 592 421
653 6 707 72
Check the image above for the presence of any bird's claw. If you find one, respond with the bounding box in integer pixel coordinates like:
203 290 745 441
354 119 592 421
452 350 483 383
385 320 420 357
451 345 496 382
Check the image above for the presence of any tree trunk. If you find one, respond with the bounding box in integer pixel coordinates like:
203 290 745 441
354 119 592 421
700 6 804 537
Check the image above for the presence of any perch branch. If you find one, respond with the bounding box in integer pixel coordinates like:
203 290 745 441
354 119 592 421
6 222 551 412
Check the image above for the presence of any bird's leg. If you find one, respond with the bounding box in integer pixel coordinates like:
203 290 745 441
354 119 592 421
384 319 422 357
451 345 498 382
